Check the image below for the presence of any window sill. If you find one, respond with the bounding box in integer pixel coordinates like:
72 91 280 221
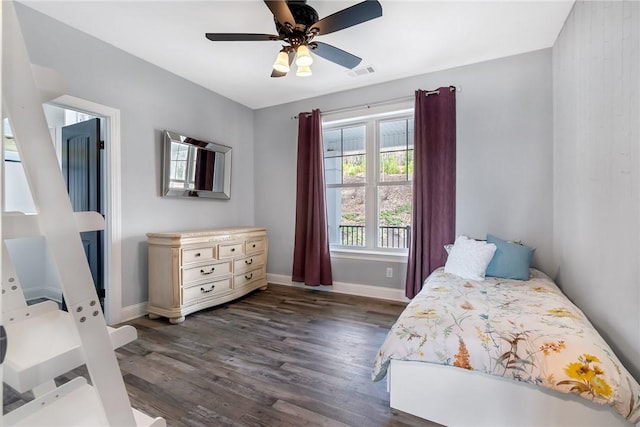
330 248 408 263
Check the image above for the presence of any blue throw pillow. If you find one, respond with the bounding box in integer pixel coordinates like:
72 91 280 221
485 234 535 280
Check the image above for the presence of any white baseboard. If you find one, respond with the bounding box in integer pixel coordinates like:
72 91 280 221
22 287 146 324
23 287 62 303
22 287 43 301
266 273 409 303
42 287 62 302
119 302 148 323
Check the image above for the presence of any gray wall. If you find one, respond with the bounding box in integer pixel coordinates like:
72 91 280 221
15 4 256 306
254 49 554 289
553 1 640 380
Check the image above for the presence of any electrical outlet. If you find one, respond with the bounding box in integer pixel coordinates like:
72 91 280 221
386 267 393 278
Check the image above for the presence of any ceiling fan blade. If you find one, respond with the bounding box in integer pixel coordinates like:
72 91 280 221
311 42 362 69
271 51 295 78
264 0 296 30
205 33 280 42
271 69 287 78
310 0 382 36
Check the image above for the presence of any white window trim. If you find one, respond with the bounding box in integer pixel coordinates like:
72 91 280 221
330 247 409 263
322 101 413 124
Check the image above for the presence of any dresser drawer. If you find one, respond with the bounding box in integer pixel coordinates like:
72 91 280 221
235 266 266 288
246 238 266 255
182 260 231 285
182 278 232 305
234 253 265 274
182 247 215 264
218 242 244 258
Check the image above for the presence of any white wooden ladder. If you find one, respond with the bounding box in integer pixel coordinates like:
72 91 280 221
1 2 165 425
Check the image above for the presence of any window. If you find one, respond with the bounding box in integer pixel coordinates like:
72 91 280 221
168 141 195 188
323 108 413 253
3 118 19 162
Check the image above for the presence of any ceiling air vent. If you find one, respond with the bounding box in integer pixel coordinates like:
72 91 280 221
348 65 376 77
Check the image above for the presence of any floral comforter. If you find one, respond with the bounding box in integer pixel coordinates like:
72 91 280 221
372 268 640 423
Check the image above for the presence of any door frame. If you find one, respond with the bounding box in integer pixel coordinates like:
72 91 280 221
49 95 121 325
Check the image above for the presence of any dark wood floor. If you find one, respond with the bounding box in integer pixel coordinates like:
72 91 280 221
4 284 441 427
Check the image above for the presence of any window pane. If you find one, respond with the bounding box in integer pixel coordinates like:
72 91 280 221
172 142 189 160
343 154 366 184
324 156 342 185
380 120 408 153
408 118 414 150
323 125 366 185
326 186 366 247
3 118 19 162
378 185 412 249
323 128 342 157
380 151 412 182
379 118 413 182
172 162 184 181
342 125 365 155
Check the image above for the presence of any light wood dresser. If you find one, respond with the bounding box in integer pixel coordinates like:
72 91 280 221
146 227 267 323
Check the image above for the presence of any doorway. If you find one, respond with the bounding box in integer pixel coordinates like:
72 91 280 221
47 96 122 324
39 106 105 309
3 97 121 323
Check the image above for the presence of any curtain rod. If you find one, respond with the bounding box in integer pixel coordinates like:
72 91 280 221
419 85 457 96
291 85 458 120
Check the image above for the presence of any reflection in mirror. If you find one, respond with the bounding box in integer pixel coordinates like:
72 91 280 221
162 130 231 199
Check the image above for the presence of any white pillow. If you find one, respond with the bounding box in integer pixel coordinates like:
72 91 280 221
444 235 497 280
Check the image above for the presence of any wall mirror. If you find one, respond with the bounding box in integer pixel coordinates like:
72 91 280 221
162 130 232 199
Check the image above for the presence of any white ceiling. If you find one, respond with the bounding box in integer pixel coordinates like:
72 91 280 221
18 0 574 110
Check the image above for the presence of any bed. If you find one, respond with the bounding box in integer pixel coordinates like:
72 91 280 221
372 236 640 427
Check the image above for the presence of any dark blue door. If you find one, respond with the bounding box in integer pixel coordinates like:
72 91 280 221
61 118 103 306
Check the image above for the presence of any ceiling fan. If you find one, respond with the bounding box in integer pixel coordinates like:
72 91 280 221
205 0 383 77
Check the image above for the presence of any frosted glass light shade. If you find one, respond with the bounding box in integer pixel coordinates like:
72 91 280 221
296 65 312 77
273 51 290 73
295 44 313 67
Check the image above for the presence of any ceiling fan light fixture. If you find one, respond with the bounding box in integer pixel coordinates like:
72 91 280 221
205 0 383 78
273 50 290 73
296 65 312 77
295 44 313 67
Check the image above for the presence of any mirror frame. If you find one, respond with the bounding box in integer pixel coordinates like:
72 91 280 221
162 130 232 199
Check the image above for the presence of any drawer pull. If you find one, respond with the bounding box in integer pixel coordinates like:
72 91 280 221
244 273 253 280
200 267 215 275
194 252 201 257
200 285 215 293
231 248 236 252
245 258 253 265
252 244 256 248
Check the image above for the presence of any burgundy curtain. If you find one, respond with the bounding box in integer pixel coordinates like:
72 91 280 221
292 109 333 286
405 87 456 298
194 149 215 191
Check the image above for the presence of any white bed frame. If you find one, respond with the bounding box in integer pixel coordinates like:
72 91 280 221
389 360 638 427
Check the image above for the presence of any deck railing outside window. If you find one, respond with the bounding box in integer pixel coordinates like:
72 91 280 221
379 225 411 249
340 225 365 246
339 225 410 249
